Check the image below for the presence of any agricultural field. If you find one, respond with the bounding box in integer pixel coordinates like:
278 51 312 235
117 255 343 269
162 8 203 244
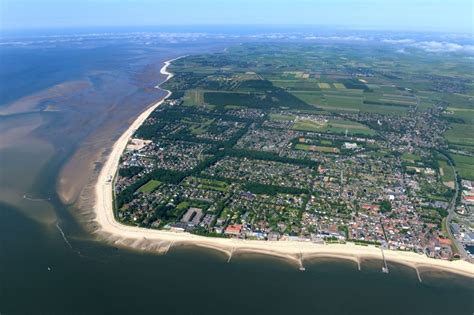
451 154 474 181
442 102 474 157
444 122 474 146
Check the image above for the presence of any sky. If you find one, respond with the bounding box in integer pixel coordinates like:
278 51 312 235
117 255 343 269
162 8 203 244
1 0 473 33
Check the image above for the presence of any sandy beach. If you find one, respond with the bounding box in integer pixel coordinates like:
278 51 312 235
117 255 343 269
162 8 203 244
93 58 474 279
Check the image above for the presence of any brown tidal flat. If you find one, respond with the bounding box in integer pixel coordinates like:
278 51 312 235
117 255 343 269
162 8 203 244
0 114 57 223
57 62 170 209
57 97 161 206
1 54 177 229
1 43 228 231
57 45 230 222
0 80 91 116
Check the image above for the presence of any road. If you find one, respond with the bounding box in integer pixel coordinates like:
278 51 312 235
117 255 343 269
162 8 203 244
440 151 472 262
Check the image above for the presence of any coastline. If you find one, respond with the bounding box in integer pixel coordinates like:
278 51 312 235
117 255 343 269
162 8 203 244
93 58 474 279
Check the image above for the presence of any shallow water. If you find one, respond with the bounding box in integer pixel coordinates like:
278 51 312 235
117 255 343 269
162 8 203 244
1 203 473 314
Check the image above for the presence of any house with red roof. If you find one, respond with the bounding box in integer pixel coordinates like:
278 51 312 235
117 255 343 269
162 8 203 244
225 224 242 236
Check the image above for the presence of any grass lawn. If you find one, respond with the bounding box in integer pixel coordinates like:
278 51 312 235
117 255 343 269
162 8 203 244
182 117 214 135
292 118 375 136
438 160 455 182
269 113 296 121
326 119 376 136
182 89 204 106
333 83 346 89
293 119 326 132
401 152 422 162
318 83 331 89
138 180 161 193
176 201 190 210
193 177 229 192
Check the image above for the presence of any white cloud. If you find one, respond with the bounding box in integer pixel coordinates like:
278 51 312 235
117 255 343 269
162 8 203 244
413 41 474 53
382 38 474 54
382 39 415 44
304 35 368 41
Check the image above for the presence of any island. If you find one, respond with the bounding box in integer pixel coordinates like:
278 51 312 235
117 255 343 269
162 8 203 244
94 43 474 278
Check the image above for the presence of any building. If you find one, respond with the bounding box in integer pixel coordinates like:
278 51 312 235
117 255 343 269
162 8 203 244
343 142 358 149
225 224 243 236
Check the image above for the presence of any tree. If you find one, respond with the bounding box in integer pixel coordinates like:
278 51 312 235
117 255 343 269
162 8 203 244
380 200 392 213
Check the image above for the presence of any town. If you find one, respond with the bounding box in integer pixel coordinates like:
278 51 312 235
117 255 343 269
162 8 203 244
114 44 474 261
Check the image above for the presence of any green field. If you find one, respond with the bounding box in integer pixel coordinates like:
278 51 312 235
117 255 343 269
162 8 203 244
269 113 296 121
333 83 346 89
451 153 474 180
442 94 474 110
203 87 313 110
182 89 205 106
401 153 422 162
444 107 474 123
293 119 326 132
295 143 340 153
292 118 375 136
290 90 410 115
271 80 321 91
181 117 214 135
193 177 229 192
444 123 474 146
325 95 364 109
438 160 455 182
177 201 189 209
318 83 331 89
292 92 361 111
138 180 161 193
326 119 376 136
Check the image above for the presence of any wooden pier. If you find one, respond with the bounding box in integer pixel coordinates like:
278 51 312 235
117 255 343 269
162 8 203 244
381 244 389 274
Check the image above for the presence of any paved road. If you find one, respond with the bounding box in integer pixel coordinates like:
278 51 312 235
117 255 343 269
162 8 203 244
441 151 472 262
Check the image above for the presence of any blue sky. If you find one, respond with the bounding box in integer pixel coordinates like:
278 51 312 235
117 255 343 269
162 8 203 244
1 0 472 33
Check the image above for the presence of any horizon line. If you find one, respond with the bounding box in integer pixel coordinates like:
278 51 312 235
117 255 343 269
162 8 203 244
2 24 472 36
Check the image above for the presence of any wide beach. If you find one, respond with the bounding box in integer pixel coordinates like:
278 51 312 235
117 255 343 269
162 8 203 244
93 58 474 279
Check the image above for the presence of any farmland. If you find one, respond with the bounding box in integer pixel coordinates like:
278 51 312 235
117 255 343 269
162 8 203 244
444 123 474 146
452 154 474 180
